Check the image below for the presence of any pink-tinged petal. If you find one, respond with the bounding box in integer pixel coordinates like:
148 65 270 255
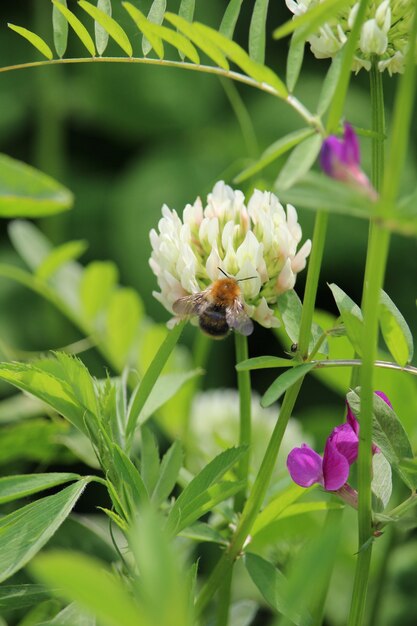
342 123 360 166
346 401 359 435
287 444 324 488
322 438 350 491
328 422 359 465
375 390 392 408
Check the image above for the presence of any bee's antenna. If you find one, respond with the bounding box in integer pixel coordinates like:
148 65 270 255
237 276 257 282
217 267 229 278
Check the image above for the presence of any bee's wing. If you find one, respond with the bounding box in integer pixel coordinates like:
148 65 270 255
172 291 209 317
226 300 254 336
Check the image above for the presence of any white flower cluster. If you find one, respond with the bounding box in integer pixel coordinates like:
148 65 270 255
149 181 311 329
286 0 414 74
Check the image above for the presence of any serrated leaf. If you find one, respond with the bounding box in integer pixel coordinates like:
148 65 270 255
0 479 91 583
236 356 294 371
36 240 88 280
275 133 322 191
316 52 343 116
379 290 414 366
0 154 73 217
329 284 364 355
273 0 351 41
165 13 229 70
51 0 96 56
111 444 149 510
79 1 132 56
234 128 314 183
30 551 142 626
151 440 183 505
286 35 304 92
249 0 270 64
52 0 68 57
123 2 164 59
220 0 244 38
0 472 80 504
372 453 392 512
261 362 315 407
8 24 53 60
193 23 287 97
142 0 166 56
96 0 112 55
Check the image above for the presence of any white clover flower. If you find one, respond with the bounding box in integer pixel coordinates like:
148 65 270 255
186 389 311 483
285 0 414 74
149 182 311 330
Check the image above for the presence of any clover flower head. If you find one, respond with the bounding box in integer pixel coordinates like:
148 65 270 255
285 0 414 74
149 182 311 330
320 123 377 199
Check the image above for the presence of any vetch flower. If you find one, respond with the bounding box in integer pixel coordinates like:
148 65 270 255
285 0 414 75
149 182 311 329
320 123 377 200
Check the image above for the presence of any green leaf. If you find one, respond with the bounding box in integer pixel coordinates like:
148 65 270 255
8 24 53 60
30 551 143 626
51 0 96 56
275 133 322 191
179 0 195 22
0 419 70 466
276 289 327 355
279 171 373 219
139 369 203 424
36 240 88 280
234 128 314 184
261 362 315 407
80 260 118 324
252 483 309 535
329 283 364 355
167 446 247 533
193 23 287 97
179 522 227 545
105 288 144 369
0 479 91 583
51 352 100 418
149 22 200 63
220 0 244 38
249 0 270 64
37 601 95 626
316 52 343 116
79 1 132 56
273 0 351 40
140 425 160 495
165 13 229 70
142 0 167 56
372 453 392 513
347 390 415 488
95 0 112 55
125 322 185 439
0 584 51 611
286 35 305 93
245 553 307 625
236 356 294 371
0 472 80 504
52 0 68 57
0 154 73 217
111 444 149 510
151 440 183 505
123 3 164 59
379 290 414 367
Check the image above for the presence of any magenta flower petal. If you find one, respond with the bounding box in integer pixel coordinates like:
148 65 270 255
322 438 350 491
328 422 359 465
342 123 360 165
375 390 392 408
346 401 359 435
287 444 324 488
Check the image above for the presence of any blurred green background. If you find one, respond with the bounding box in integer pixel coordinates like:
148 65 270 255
0 2 416 625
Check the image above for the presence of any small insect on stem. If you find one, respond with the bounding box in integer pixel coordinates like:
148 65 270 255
172 268 256 339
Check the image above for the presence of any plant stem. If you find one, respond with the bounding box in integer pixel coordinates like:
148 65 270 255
196 209 329 614
234 333 252 512
347 62 388 626
215 566 233 626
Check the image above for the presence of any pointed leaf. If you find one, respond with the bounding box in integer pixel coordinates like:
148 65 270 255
150 22 200 63
142 0 166 56
286 35 304 93
37 601 95 626
79 1 132 56
0 478 91 582
80 260 118 323
36 240 88 280
140 425 160 495
123 2 164 59
96 0 112 55
249 0 270 64
0 154 73 217
111 444 149 508
273 0 351 40
0 473 80 504
261 362 315 407
151 440 183 505
8 24 53 60
316 52 343 116
140 369 203 424
379 290 414 366
179 0 195 22
329 283 364 355
52 0 68 57
51 0 96 56
220 0 244 38
236 356 294 371
105 288 144 369
372 453 392 512
275 133 322 191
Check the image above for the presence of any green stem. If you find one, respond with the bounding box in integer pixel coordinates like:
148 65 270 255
347 62 388 626
215 566 233 626
234 333 252 512
221 78 259 156
196 210 329 614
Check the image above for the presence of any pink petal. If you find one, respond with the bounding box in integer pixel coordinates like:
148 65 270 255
346 401 359 435
328 422 359 465
375 390 392 408
322 438 350 491
287 444 324 488
342 123 360 166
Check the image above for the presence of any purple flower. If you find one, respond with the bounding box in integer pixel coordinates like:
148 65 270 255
320 123 377 200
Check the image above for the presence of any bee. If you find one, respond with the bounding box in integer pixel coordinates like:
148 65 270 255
172 269 254 339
